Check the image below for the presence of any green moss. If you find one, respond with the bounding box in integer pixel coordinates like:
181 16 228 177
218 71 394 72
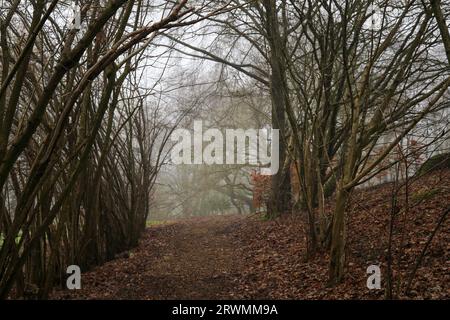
411 188 442 203
146 220 171 228
324 175 337 198
417 153 450 176
0 232 22 247
260 213 273 221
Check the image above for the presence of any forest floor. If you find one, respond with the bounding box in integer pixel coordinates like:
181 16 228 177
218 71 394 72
52 169 450 300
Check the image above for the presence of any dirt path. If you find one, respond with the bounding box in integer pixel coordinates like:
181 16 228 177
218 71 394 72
139 216 244 299
55 216 246 300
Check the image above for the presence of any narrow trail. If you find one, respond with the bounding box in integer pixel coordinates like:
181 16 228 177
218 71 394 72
140 216 243 299
55 216 247 300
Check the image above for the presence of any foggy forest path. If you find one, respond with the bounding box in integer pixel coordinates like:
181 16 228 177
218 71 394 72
54 216 247 300
51 169 450 301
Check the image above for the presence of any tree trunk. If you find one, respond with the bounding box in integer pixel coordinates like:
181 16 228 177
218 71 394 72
263 0 291 217
328 184 349 284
